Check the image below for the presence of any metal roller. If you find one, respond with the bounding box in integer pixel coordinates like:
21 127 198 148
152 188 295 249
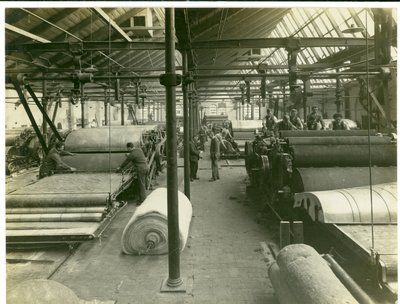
6 207 106 214
286 136 392 146
293 183 397 224
6 222 100 230
280 130 376 138
6 193 108 208
64 125 157 152
291 145 396 167
291 167 397 193
61 153 127 171
6 213 104 222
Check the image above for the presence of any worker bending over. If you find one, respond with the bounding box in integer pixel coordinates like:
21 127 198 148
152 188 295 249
306 105 325 130
276 114 297 131
264 108 278 131
116 142 149 204
39 141 76 179
289 109 304 130
331 113 350 130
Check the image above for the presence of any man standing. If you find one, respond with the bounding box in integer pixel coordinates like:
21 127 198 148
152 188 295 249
39 142 76 179
289 109 304 130
190 135 200 181
332 113 350 130
264 108 278 131
306 105 325 130
209 130 221 182
116 142 149 204
277 114 296 131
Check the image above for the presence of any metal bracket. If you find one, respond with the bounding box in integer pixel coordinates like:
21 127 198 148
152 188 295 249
285 38 301 51
182 71 195 85
159 73 182 87
69 42 84 56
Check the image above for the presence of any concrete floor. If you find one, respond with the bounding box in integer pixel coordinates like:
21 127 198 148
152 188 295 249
6 149 279 303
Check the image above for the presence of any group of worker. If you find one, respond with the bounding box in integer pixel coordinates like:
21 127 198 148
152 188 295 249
263 105 350 134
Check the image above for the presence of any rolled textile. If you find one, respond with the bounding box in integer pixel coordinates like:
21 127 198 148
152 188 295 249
6 213 103 222
291 167 397 193
286 136 391 146
280 130 376 138
277 244 357 304
268 262 298 304
121 187 192 255
6 207 106 214
291 144 396 167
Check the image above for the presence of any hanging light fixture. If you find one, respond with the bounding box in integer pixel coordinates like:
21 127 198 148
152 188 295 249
342 24 364 34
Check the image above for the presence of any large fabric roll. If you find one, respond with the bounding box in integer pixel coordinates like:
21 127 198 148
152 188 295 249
286 136 391 146
268 262 298 304
275 244 357 304
291 144 396 167
121 187 192 255
291 167 397 193
280 130 376 138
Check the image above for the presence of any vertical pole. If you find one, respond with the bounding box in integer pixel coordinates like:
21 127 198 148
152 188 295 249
162 8 182 288
251 100 254 120
81 85 85 128
335 70 341 113
104 89 108 126
42 77 48 143
121 93 125 125
188 86 193 139
302 78 310 120
182 51 191 199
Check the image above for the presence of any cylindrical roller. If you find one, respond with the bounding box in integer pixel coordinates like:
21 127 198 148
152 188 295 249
121 187 192 255
61 153 127 171
6 193 108 208
6 222 100 230
6 213 104 222
292 167 397 193
268 262 298 304
64 125 157 152
6 207 106 214
233 131 256 140
291 145 396 167
231 119 261 131
277 244 357 304
286 136 392 146
280 130 376 138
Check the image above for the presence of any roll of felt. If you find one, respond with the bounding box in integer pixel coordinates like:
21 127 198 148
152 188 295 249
291 167 397 193
280 130 376 138
286 136 391 146
268 262 298 304
121 187 192 255
6 193 108 208
276 244 357 304
291 145 396 167
6 207 106 214
6 213 103 222
61 153 127 171
64 125 157 152
293 183 397 224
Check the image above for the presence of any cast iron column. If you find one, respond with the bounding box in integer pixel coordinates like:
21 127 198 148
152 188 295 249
121 93 125 125
335 70 341 113
302 77 310 120
104 89 108 126
188 86 194 139
81 85 85 128
160 8 183 288
182 50 190 199
42 77 48 143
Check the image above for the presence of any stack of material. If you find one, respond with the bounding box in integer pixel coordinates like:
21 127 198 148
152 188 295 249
121 188 192 255
268 244 357 304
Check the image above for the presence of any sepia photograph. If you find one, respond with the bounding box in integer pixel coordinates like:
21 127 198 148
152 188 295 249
3 2 398 303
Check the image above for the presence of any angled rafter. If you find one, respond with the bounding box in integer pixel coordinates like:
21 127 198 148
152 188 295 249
93 8 132 42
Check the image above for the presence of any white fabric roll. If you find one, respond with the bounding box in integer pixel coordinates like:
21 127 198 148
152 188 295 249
121 187 192 255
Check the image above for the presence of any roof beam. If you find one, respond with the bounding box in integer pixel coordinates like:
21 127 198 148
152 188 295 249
5 23 50 43
93 8 132 42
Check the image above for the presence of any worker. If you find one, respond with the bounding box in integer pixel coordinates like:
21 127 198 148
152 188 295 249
306 105 325 130
209 129 222 182
116 142 149 204
198 125 208 150
190 135 201 181
39 141 76 179
276 114 296 131
289 109 304 130
264 108 278 131
332 113 350 130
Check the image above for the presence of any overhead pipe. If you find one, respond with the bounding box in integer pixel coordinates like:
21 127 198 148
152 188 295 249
159 8 183 289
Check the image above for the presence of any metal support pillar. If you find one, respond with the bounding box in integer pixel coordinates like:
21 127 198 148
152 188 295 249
104 89 108 126
24 84 63 142
251 101 255 120
258 97 262 120
188 87 194 139
344 87 351 119
302 78 310 120
81 86 85 128
182 50 191 199
268 90 273 109
287 43 300 108
42 77 48 143
121 93 125 125
335 70 342 113
160 8 185 291
11 79 48 154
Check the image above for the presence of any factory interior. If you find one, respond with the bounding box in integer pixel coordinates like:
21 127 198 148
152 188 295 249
3 4 398 304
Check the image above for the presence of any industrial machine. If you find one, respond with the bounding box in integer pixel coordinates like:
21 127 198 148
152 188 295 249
245 129 397 299
5 125 166 245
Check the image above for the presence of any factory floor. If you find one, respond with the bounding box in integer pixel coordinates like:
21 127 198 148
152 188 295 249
6 144 280 304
